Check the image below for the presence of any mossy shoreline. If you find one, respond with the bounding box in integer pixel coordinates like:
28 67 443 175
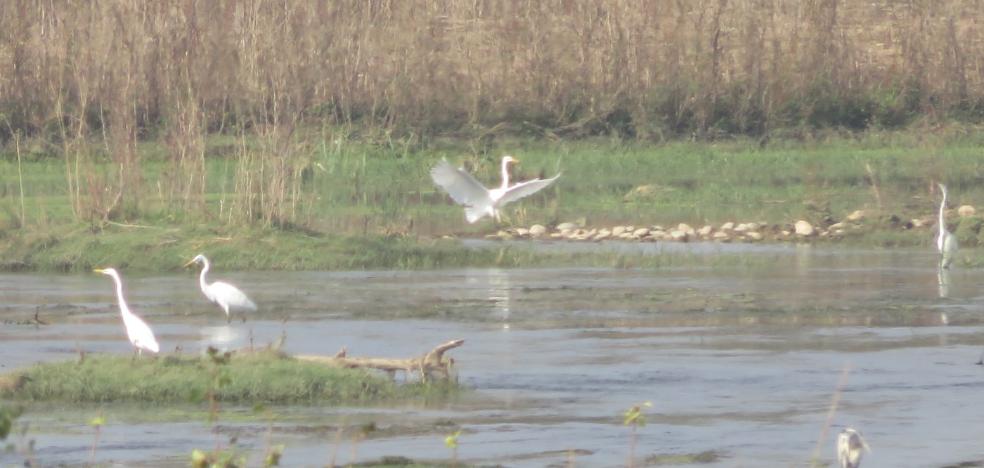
0 351 459 404
1 218 979 273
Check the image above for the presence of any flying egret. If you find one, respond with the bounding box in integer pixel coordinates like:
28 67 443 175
184 254 257 322
836 427 870 468
937 183 958 269
94 268 160 355
430 155 561 223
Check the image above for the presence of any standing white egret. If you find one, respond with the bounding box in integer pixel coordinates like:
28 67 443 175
184 254 257 322
836 427 870 468
94 268 160 355
430 155 561 223
937 183 958 269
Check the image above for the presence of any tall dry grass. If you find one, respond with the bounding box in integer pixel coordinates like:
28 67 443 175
2 0 983 223
4 0 984 140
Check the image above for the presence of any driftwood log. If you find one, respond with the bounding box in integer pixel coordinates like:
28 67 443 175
295 339 463 382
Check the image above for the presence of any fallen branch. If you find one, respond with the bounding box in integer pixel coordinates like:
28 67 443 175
295 339 463 382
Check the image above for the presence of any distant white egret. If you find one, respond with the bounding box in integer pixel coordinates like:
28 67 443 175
937 183 958 269
184 254 257 322
430 155 561 223
836 427 870 468
94 268 160 355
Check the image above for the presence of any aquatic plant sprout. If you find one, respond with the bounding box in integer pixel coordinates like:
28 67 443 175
430 155 561 223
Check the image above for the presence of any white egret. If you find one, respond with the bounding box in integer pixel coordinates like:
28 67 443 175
937 183 958 269
184 254 257 322
430 155 561 223
836 427 870 468
94 268 160 355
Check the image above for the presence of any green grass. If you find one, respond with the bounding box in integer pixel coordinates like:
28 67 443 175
4 128 984 270
1 351 458 404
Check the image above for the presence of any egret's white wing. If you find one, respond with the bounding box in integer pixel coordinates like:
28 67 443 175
497 173 561 206
209 281 257 311
430 159 491 206
122 313 160 353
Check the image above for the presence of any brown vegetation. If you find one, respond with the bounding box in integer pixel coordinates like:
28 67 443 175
3 0 983 141
2 0 983 224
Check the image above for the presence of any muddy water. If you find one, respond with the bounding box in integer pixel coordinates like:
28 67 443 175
3 242 984 467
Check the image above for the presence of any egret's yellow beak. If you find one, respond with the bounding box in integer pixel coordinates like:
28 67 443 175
511 158 520 164
93 268 104 274
182 259 196 268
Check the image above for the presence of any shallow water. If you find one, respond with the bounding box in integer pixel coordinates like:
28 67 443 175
3 242 984 467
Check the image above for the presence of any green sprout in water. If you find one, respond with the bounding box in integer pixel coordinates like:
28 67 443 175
623 401 652 427
89 413 105 463
444 430 461 449
191 447 245 468
444 430 461 466
623 401 652 468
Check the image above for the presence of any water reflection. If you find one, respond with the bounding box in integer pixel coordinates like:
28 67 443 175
938 267 951 299
200 324 240 350
484 268 512 327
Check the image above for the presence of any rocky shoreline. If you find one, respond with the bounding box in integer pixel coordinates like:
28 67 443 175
484 206 978 244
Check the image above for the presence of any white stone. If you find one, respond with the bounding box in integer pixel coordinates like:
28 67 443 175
720 222 735 231
594 229 611 241
828 222 845 230
678 223 695 235
746 222 760 231
529 224 547 237
745 231 763 241
515 228 529 237
734 223 749 232
556 222 579 231
712 231 730 241
846 210 865 222
958 205 976 217
612 226 627 236
633 228 650 237
670 230 688 241
794 220 815 237
550 232 564 239
698 225 713 236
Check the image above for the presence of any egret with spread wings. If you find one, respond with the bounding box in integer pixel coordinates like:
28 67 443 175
430 155 561 223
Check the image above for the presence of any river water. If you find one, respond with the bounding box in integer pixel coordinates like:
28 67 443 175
2 241 984 467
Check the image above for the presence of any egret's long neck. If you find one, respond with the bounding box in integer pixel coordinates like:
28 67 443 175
111 274 131 317
939 189 948 236
499 159 511 190
199 259 211 292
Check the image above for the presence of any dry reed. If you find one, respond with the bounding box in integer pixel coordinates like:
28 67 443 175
2 0 984 224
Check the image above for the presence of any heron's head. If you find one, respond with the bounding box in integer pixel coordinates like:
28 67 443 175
93 267 118 277
939 183 948 193
183 254 207 268
502 155 519 166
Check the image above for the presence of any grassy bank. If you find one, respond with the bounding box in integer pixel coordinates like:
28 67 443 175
4 131 984 271
0 351 457 404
